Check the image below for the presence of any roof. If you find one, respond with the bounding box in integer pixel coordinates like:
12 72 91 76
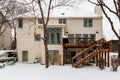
17 6 102 18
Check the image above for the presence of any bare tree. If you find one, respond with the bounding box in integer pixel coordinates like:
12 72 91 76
0 0 15 36
0 0 32 49
88 0 120 60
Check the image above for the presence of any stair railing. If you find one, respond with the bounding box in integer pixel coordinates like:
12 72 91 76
71 38 106 67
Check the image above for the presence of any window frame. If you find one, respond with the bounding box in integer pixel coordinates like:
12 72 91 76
82 34 88 44
84 18 93 27
59 19 67 24
18 19 23 28
88 34 96 44
68 34 74 44
47 28 62 45
35 34 41 41
48 50 59 64
75 34 81 44
38 19 43 24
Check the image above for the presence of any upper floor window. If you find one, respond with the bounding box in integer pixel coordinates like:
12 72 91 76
59 19 67 24
84 18 93 27
38 19 43 24
35 34 41 41
18 19 23 28
47 28 62 44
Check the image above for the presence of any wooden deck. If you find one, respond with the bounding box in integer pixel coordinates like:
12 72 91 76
63 38 111 68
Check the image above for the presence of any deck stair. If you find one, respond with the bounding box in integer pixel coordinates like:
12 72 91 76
72 38 110 68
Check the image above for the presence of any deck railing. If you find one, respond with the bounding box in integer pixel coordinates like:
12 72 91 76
63 38 96 44
71 38 110 67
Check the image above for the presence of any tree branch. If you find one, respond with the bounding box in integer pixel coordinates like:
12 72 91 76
45 0 52 26
99 2 120 39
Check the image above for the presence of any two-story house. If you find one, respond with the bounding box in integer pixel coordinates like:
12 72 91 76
16 6 103 65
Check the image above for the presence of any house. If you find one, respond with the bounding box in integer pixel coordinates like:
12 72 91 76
108 40 118 52
16 6 110 67
0 12 12 50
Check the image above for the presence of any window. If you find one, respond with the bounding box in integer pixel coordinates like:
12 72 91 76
59 19 67 24
82 34 88 44
89 34 96 39
68 34 74 44
89 34 96 43
84 18 93 27
48 50 59 64
18 19 23 28
75 34 81 44
47 28 62 44
68 34 81 44
35 34 41 41
38 19 43 24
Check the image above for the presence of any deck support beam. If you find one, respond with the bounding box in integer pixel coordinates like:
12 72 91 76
107 52 110 67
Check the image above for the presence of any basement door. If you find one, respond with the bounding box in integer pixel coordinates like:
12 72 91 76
22 51 28 62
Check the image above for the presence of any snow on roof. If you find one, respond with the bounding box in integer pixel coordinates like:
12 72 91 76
50 7 101 18
17 6 101 18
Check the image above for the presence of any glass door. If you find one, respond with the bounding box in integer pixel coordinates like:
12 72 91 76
66 50 76 64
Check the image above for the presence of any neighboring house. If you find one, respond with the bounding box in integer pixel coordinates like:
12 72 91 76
16 6 103 65
108 40 118 52
0 13 12 50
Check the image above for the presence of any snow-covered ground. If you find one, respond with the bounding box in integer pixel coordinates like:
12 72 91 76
0 52 119 80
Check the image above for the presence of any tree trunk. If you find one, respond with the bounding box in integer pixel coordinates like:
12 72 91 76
118 40 120 65
44 27 49 68
44 39 49 68
118 40 120 58
14 28 17 49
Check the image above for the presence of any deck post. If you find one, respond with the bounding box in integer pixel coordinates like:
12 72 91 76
104 52 106 66
96 53 98 66
101 52 103 59
107 52 110 67
98 52 101 66
63 47 65 66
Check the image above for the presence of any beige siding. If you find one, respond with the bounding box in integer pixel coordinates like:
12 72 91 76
17 16 102 64
17 19 41 63
67 18 102 40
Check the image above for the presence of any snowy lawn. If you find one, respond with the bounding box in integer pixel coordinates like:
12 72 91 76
0 63 120 80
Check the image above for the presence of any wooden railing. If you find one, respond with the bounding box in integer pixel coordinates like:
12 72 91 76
71 43 97 66
73 50 100 67
63 38 95 44
71 38 110 67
